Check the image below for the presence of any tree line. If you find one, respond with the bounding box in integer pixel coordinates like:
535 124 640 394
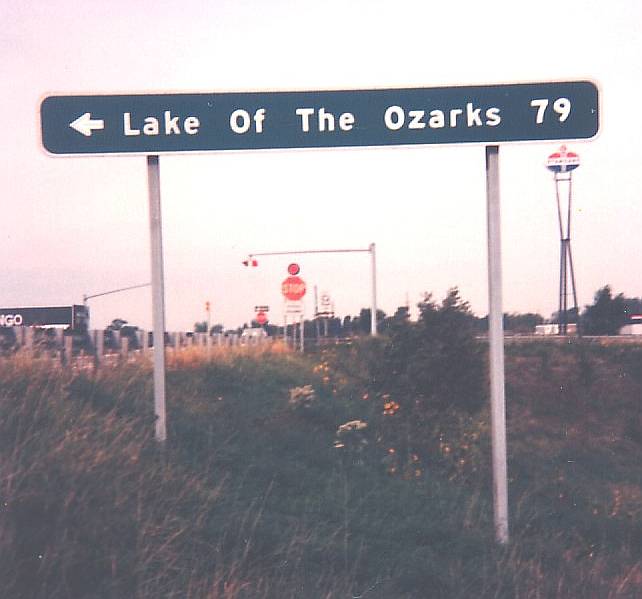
191 285 641 338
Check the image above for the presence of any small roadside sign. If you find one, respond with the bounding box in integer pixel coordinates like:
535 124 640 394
546 145 580 172
285 301 304 314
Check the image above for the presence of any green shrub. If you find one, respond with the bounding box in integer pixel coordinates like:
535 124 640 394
2 342 641 598
376 288 486 414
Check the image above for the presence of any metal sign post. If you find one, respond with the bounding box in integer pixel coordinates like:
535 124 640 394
147 155 167 443
485 146 508 544
283 300 304 352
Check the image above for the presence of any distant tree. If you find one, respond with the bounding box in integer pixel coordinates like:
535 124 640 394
392 305 410 321
195 322 224 334
581 285 627 335
623 296 642 317
550 307 579 325
264 324 279 337
327 317 343 336
342 316 353 336
506 312 544 333
476 312 546 334
355 308 387 335
380 305 410 333
107 318 128 331
419 288 478 342
105 319 140 349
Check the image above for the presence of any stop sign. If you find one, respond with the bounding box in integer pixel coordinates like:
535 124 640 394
256 311 268 325
281 275 306 301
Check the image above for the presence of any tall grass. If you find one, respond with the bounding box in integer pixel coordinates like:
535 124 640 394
1 342 641 597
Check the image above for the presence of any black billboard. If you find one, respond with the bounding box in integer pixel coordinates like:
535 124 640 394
0 305 89 329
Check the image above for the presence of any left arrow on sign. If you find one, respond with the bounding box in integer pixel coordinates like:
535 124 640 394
69 112 105 137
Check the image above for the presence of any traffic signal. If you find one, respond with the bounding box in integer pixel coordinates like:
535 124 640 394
242 258 258 267
205 301 210 312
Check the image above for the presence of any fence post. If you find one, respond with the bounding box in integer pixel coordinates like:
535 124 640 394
141 329 149 355
112 331 121 354
92 330 103 369
121 336 129 362
13 326 23 349
60 331 67 366
55 329 64 359
23 327 34 356
63 335 73 367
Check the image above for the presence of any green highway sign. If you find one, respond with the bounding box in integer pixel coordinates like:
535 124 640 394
41 81 598 155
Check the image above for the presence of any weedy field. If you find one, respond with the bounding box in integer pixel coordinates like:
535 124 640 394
1 335 641 598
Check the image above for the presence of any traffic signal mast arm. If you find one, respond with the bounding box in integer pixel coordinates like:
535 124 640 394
247 247 372 259
83 282 151 304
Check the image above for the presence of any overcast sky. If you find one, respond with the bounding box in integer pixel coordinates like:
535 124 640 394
2 1 640 331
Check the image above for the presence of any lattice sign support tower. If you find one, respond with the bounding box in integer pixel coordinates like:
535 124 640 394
546 146 581 335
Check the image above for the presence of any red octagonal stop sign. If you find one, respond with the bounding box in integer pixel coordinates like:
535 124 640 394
281 275 306 301
256 311 268 325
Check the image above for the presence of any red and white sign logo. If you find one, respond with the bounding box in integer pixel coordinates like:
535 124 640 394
287 263 300 276
546 145 580 173
281 275 306 301
256 311 268 325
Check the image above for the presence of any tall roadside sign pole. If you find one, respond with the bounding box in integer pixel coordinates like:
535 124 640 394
41 80 599 542
486 146 508 544
547 146 581 335
147 155 167 443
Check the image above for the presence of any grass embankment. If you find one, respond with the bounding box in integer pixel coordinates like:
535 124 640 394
1 342 641 598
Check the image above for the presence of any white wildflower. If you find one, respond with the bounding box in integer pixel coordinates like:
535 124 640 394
288 384 317 408
337 420 368 435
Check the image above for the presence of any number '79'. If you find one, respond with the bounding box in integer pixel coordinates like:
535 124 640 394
530 98 571 124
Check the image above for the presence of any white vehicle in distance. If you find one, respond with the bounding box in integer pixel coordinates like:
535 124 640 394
241 327 267 339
